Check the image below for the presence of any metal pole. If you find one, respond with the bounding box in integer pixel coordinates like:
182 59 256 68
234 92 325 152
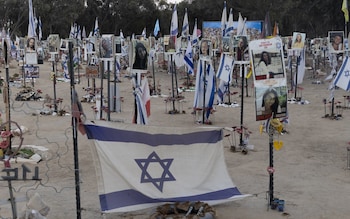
268 123 274 206
107 60 111 121
52 55 58 113
99 62 103 120
152 56 156 95
170 54 176 113
202 60 207 124
294 55 299 100
239 63 244 146
68 41 82 219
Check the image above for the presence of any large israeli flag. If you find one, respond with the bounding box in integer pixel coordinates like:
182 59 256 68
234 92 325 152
84 121 249 212
334 56 350 91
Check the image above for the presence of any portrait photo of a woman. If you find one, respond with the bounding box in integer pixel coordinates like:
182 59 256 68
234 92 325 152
26 37 36 52
255 86 287 121
132 40 149 70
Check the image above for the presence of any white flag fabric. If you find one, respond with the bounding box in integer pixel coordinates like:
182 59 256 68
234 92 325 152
192 19 198 46
38 17 42 41
334 56 350 91
216 53 234 83
170 5 178 37
141 27 146 38
94 17 99 37
221 1 227 37
217 79 229 104
225 8 234 36
293 48 305 85
237 12 246 36
27 0 36 38
182 8 189 37
193 60 216 120
132 75 150 125
84 121 249 212
184 41 194 74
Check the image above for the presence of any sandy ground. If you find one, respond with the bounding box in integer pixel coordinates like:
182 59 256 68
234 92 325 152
0 53 350 219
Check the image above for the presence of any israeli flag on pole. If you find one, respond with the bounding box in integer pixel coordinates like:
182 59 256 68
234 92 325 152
182 8 189 37
192 19 198 46
27 0 37 37
216 53 234 83
184 41 194 75
334 56 350 91
221 1 227 37
170 5 178 36
153 19 160 37
225 8 234 36
84 121 250 212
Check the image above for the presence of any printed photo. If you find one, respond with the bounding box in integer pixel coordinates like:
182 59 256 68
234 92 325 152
101 34 114 58
131 39 149 71
199 38 212 59
328 31 344 53
291 32 306 49
255 85 288 121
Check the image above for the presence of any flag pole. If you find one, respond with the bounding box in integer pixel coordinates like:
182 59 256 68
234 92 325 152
68 41 82 219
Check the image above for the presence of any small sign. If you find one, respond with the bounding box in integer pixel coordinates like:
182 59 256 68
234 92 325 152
86 65 99 78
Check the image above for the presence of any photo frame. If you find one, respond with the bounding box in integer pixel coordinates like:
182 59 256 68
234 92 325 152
222 37 231 54
254 85 288 121
101 34 114 58
291 32 306 49
26 37 36 52
115 36 122 54
25 52 38 65
249 38 286 81
328 31 344 53
60 39 69 51
199 38 212 59
48 34 60 52
130 39 149 72
24 65 40 78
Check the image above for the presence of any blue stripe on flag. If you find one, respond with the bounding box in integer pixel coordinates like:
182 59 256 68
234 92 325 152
85 124 222 145
99 187 242 211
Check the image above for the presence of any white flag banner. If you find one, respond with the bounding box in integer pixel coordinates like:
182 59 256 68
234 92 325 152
216 53 234 82
85 121 249 213
293 48 305 85
334 56 350 91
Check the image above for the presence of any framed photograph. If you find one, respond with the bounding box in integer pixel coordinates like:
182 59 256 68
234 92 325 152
101 34 114 58
26 37 36 52
24 65 39 78
199 38 212 59
233 35 248 60
255 85 288 121
60 39 69 51
130 39 149 71
180 37 188 50
328 31 344 53
291 32 306 49
48 34 60 52
222 37 231 54
249 37 286 81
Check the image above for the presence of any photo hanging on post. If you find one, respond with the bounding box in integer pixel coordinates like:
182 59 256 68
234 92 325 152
26 37 37 52
249 37 288 121
291 32 306 49
199 38 212 60
48 34 60 52
328 31 344 54
101 34 114 58
130 39 149 73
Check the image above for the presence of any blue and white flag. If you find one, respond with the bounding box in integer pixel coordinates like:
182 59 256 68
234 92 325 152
84 121 249 212
216 53 234 82
221 1 227 37
333 56 350 91
153 19 160 37
184 41 194 74
182 8 189 37
237 12 247 36
170 5 178 37
27 0 36 37
94 17 99 37
193 60 216 120
217 80 229 104
225 8 234 36
192 19 198 46
38 17 42 41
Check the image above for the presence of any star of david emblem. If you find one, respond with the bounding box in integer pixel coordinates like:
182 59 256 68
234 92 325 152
345 70 350 77
135 151 176 192
224 64 231 72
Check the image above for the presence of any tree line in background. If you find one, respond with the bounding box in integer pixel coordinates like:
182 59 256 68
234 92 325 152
0 0 347 40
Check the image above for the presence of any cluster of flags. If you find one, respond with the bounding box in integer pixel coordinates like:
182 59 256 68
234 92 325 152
28 0 42 40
